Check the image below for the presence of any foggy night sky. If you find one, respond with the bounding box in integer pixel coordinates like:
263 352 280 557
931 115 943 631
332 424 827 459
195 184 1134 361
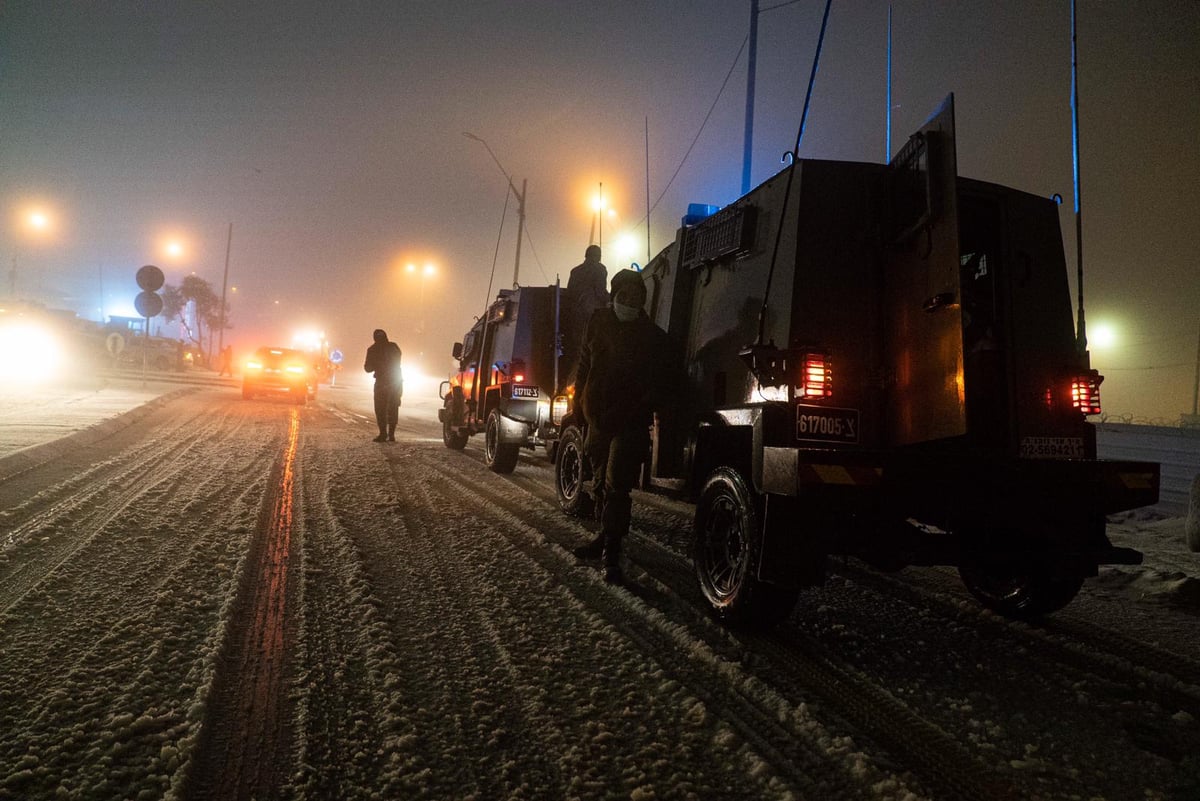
2 1 1197 421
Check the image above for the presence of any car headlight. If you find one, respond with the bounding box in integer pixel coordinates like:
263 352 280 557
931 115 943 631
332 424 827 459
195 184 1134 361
0 322 63 384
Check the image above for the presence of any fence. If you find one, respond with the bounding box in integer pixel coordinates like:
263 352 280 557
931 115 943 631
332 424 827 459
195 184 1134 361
1096 423 1200 516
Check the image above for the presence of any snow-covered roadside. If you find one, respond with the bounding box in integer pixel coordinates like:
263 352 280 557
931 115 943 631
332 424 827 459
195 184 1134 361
0 375 194 463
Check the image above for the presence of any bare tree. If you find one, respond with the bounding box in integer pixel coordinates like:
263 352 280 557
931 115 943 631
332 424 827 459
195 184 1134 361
162 277 227 363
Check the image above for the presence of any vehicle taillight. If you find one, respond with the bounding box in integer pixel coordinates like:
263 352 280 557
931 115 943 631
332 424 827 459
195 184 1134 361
551 395 570 424
798 351 832 399
510 359 526 383
1070 370 1102 416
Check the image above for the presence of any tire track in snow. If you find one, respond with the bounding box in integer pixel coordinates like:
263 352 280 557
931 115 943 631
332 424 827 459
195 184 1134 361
287 422 395 799
0 397 281 799
186 408 301 801
328 448 571 798
403 448 896 800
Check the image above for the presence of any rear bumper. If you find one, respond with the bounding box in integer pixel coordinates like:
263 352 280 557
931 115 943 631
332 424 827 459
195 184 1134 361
762 446 1160 517
245 377 308 395
757 447 1157 582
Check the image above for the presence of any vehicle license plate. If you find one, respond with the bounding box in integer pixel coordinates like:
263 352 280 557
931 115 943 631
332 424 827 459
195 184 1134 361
1019 436 1085 459
795 405 860 444
511 385 539 399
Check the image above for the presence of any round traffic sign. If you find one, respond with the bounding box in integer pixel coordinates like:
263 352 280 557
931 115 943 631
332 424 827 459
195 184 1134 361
136 264 165 292
134 290 164 318
329 349 344 364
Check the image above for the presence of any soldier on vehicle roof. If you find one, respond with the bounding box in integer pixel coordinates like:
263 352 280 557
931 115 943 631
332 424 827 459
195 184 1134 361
561 245 610 391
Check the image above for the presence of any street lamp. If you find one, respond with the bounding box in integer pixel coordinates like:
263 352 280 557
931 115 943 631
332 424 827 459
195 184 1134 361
405 262 436 334
463 131 526 287
588 186 618 250
10 205 56 298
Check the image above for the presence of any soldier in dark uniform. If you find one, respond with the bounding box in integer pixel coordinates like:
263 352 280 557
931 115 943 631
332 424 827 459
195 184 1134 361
364 329 403 442
561 245 609 391
566 245 609 317
571 269 679 585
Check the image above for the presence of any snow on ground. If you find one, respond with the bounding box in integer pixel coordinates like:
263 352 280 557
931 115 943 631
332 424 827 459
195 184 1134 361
0 372 203 460
1 378 1198 799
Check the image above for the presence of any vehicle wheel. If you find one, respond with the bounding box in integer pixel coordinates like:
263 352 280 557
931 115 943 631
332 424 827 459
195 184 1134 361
294 391 307 406
555 425 590 516
442 401 468 450
484 409 520 473
958 565 1083 620
242 386 253 400
694 467 799 628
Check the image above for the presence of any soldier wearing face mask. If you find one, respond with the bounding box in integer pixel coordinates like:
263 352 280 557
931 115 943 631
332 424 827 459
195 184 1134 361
571 269 680 585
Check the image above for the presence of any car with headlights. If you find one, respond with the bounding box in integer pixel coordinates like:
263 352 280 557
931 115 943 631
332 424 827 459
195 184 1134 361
242 346 317 404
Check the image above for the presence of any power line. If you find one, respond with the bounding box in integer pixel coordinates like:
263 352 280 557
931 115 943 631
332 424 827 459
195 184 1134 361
1100 362 1189 371
631 33 749 232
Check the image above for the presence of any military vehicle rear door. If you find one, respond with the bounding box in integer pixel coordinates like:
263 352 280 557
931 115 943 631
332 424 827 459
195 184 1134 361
883 94 966 445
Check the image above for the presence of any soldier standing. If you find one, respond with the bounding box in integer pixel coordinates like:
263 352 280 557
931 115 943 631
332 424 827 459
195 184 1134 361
571 269 679 585
364 328 403 442
561 245 609 389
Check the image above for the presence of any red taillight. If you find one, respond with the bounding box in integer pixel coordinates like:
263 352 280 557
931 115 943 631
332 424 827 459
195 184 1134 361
799 352 832 399
510 358 526 383
1069 370 1102 416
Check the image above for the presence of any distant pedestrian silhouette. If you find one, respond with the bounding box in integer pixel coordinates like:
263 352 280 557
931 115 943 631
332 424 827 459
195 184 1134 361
364 329 403 442
218 345 233 377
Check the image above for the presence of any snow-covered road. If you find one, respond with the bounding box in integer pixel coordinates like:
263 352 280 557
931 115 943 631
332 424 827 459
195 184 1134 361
1 383 1198 800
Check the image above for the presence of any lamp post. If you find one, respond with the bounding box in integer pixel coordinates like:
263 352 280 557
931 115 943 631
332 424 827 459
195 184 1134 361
217 223 233 361
463 132 526 287
11 207 54 298
405 262 436 334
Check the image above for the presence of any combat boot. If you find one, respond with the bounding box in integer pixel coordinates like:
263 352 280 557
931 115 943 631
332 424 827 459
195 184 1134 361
572 536 604 560
602 532 624 585
603 565 625 586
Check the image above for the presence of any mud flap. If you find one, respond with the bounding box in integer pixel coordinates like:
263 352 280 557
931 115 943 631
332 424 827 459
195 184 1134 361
756 493 826 589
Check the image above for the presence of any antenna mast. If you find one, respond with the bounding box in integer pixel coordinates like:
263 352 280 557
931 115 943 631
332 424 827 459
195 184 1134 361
1071 0 1088 355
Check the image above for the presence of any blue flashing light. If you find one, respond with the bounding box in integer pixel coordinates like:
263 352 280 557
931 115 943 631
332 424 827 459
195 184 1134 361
682 203 719 227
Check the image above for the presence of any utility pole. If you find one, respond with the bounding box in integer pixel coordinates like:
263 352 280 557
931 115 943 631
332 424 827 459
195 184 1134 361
741 0 759 195
217 223 232 358
1192 318 1200 416
512 179 526 288
463 132 526 287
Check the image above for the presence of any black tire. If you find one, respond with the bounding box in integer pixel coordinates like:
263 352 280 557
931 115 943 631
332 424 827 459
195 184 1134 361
693 467 799 628
484 409 520 474
555 425 590 516
958 565 1083 620
442 401 468 450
